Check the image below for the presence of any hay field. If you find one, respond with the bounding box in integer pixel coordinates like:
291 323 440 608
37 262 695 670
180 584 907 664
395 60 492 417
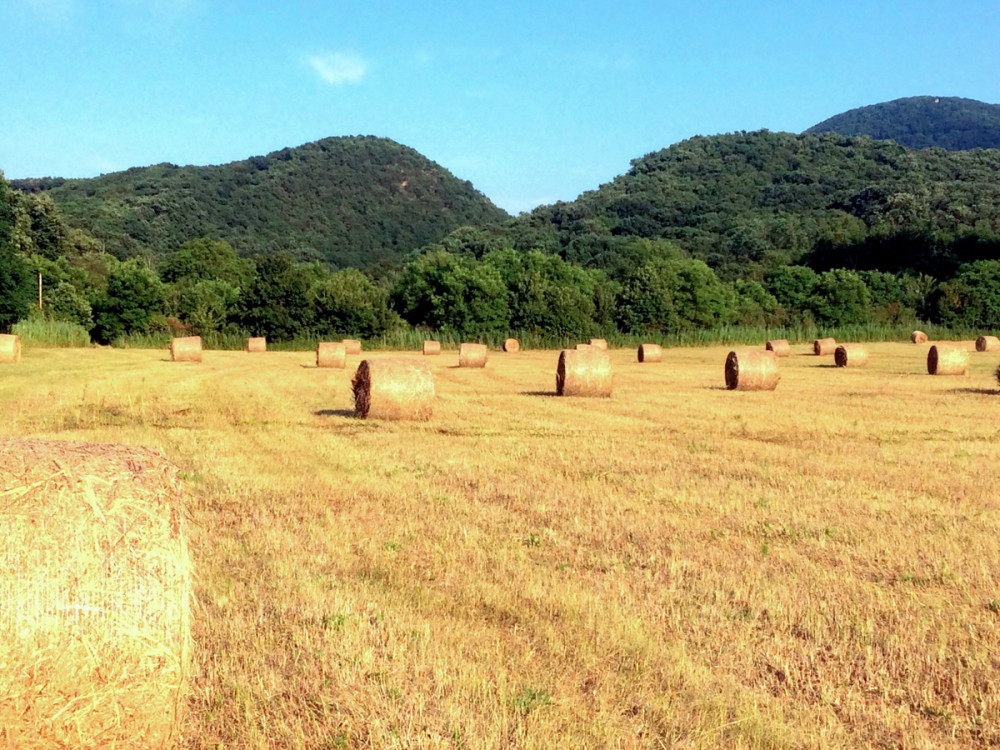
2 343 999 749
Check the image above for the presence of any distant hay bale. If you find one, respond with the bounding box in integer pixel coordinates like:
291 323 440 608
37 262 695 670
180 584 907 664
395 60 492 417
557 347 612 397
422 340 441 356
0 437 191 750
589 338 608 350
247 336 266 353
765 339 790 357
575 343 596 350
459 343 488 368
637 343 662 363
975 335 1000 352
927 344 969 375
170 335 202 363
813 337 836 355
342 339 362 355
316 342 346 369
834 343 869 367
352 358 434 420
503 338 520 352
911 330 928 344
0 333 21 363
725 350 780 391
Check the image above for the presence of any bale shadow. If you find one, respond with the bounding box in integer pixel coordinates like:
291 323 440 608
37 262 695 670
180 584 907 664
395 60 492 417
313 409 355 418
520 390 559 397
951 388 997 396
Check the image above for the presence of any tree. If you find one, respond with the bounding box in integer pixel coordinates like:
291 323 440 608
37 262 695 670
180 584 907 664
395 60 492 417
312 269 396 338
812 269 873 326
235 253 316 340
90 259 165 343
616 259 733 333
0 250 32 332
161 238 251 287
937 260 1000 328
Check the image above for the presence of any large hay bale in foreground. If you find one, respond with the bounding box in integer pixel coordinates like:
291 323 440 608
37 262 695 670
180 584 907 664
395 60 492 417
316 341 346 368
725 350 780 391
765 339 790 357
911 330 928 344
813 337 836 356
247 336 266 353
422 340 441 356
0 333 21 363
557 347 612 397
342 339 362 355
975 335 1000 352
0 438 191 750
637 343 662 363
834 344 869 367
589 338 608 350
927 344 969 375
170 335 202 363
352 358 434 420
503 338 520 352
459 343 488 368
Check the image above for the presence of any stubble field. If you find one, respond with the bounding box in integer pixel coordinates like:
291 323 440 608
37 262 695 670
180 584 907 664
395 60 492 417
2 341 999 749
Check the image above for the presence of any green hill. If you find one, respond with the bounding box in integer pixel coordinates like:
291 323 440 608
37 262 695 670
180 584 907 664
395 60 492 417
11 136 509 269
804 96 1000 151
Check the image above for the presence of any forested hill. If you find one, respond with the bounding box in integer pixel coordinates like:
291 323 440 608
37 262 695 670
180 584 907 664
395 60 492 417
509 129 1000 279
11 136 509 268
804 96 1000 151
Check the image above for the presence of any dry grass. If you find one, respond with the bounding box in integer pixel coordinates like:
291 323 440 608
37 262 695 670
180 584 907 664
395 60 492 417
2 344 999 749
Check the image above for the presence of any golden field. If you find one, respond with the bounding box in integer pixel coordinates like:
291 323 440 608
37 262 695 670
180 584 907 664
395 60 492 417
1 342 999 749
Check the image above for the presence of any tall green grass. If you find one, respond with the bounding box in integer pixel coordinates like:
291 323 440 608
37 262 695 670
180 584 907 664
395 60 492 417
12 319 91 347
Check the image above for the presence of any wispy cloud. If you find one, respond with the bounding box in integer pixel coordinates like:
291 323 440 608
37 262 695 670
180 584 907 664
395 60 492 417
305 52 368 86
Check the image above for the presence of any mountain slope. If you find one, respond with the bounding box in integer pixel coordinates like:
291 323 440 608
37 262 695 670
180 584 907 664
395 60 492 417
804 96 1000 151
12 136 509 268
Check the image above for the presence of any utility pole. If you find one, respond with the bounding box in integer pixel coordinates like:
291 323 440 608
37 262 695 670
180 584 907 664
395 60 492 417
38 272 43 310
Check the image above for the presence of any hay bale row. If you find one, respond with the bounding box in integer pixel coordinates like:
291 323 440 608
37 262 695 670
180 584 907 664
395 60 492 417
503 338 520 352
247 336 266 353
813 337 836 356
557 347 612 397
834 344 869 368
911 330 928 344
725 350 780 391
0 333 21 363
316 341 346 369
459 342 488 368
170 335 202 363
422 340 441 356
765 339 790 357
352 358 434 420
928 344 968 375
0 438 191 749
637 343 662 363
975 335 1000 352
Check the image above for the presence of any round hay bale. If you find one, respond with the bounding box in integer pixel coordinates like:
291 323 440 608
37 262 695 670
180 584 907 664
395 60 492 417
556 347 612 397
911 330 928 344
725 350 780 391
927 344 969 375
575 343 596 350
352 358 434 420
637 343 662 363
503 338 520 352
316 341 346 369
170 335 202 363
813 337 836 356
0 333 21 363
834 343 869 367
422 340 441 356
975 335 1000 352
459 342 488 368
0 438 190 749
342 339 362 355
765 339 790 357
589 338 608 350
247 336 266 353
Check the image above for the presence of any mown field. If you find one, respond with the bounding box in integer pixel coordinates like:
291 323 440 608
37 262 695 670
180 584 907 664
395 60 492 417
2 342 999 749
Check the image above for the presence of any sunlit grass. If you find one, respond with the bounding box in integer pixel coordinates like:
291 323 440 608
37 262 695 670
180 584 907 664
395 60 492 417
2 340 999 748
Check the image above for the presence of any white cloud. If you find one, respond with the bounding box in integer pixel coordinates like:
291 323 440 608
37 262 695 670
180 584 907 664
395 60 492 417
306 52 368 86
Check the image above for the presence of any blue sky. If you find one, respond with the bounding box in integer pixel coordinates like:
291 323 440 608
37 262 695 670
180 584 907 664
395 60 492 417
1 1 999 214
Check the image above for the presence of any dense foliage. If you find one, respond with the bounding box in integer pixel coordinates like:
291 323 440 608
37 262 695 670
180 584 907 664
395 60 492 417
806 96 1000 151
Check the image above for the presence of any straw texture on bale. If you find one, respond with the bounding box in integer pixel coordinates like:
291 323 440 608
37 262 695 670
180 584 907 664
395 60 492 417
459 342 488 368
170 335 202 363
911 330 928 344
342 339 362 355
247 336 266 353
765 339 791 357
556 347 612 397
422 340 441 356
813 337 836 355
975 335 1000 352
834 344 869 367
316 341 346 368
927 344 969 375
589 338 608 350
352 358 434 420
637 343 662 363
0 438 191 750
503 338 520 352
725 350 780 391
0 333 21 363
